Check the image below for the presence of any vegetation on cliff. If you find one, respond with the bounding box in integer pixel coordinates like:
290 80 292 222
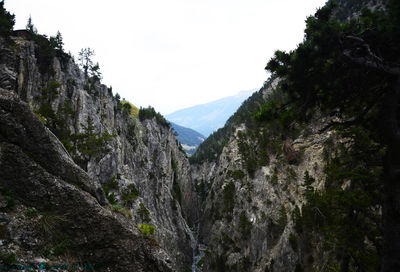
265 0 399 270
192 0 399 270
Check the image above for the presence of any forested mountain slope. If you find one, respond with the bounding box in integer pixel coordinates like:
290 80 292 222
190 0 399 271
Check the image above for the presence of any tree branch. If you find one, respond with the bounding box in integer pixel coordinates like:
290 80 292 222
319 98 379 133
342 36 400 76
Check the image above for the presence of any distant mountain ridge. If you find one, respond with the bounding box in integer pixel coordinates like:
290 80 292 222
166 89 257 137
170 122 205 156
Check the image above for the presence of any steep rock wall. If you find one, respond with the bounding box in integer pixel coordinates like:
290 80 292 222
0 35 199 270
191 83 345 272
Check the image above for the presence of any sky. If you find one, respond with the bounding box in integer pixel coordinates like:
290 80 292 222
5 0 327 115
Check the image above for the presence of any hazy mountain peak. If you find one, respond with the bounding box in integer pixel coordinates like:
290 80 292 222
166 89 257 137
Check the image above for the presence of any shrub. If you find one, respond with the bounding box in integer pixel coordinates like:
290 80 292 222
289 233 298 251
0 2 15 39
39 212 67 237
122 184 139 206
41 81 61 100
238 213 252 239
139 106 170 128
102 176 120 205
106 192 118 205
196 256 205 268
138 224 156 236
120 101 139 117
0 189 15 211
222 181 235 215
53 236 72 256
171 179 182 205
111 204 132 219
277 206 287 233
26 207 38 218
105 176 119 190
230 169 245 180
0 251 17 266
138 202 151 222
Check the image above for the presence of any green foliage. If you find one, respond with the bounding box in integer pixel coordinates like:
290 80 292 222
102 176 120 205
210 254 229 272
26 15 36 34
122 101 132 113
171 157 177 172
289 233 298 251
41 81 61 100
303 170 315 186
26 207 38 218
297 130 383 271
139 106 170 128
35 99 74 151
260 2 399 269
170 157 182 205
171 178 182 205
293 206 302 233
126 122 137 149
32 30 70 74
269 173 278 186
122 184 139 206
254 100 277 122
104 175 119 191
49 31 63 52
138 202 151 223
73 116 114 159
106 192 118 205
196 256 205 268
277 206 287 233
195 179 209 202
120 100 139 117
229 169 245 180
53 236 72 256
36 103 56 124
0 1 15 39
138 224 156 236
0 251 17 266
0 189 15 211
265 0 399 126
222 181 235 216
78 47 95 78
190 89 267 164
39 212 67 237
111 204 132 219
237 131 259 178
238 212 252 239
35 98 112 166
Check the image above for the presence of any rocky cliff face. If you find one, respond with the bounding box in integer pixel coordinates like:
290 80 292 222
0 34 199 271
0 91 174 272
190 77 382 271
191 83 328 271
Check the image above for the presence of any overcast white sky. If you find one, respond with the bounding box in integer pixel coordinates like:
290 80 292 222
5 0 326 114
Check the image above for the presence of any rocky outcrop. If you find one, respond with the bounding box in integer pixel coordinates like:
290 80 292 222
0 34 199 270
0 90 174 271
190 82 344 272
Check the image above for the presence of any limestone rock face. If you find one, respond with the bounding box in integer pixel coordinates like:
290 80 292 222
0 36 199 270
0 91 174 272
191 83 339 272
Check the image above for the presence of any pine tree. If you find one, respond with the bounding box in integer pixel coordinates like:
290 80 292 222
0 1 15 38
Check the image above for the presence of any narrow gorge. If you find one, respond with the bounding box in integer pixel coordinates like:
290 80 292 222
0 0 399 271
